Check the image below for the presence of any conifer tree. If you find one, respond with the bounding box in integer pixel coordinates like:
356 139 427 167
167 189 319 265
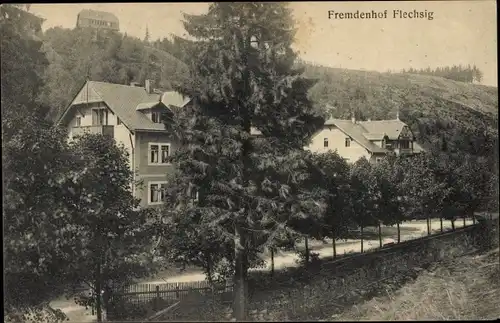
159 3 324 319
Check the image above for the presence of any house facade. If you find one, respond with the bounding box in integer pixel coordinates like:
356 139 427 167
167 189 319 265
57 80 189 208
306 114 425 163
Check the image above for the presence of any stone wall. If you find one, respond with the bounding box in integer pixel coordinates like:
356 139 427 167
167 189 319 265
247 223 494 321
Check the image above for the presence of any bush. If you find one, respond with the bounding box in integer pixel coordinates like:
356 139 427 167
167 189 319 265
4 306 67 323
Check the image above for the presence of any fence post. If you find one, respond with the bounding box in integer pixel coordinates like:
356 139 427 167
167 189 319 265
378 221 382 248
154 285 160 311
440 216 443 233
463 216 466 227
270 247 275 276
360 223 364 253
304 235 309 266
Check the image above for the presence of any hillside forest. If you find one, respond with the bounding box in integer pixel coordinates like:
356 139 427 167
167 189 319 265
401 64 484 84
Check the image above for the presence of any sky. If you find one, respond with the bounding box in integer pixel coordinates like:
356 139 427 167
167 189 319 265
29 1 497 87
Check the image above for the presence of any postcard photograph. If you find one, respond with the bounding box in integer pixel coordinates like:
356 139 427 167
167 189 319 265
2 1 498 322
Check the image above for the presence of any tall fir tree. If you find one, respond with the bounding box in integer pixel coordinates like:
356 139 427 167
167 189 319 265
144 24 150 43
159 3 324 319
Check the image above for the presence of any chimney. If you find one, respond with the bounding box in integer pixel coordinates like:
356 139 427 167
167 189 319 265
145 79 152 94
351 111 356 124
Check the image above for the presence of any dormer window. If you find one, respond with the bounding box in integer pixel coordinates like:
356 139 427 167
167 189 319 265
324 138 329 148
400 140 410 149
152 111 161 123
92 108 108 126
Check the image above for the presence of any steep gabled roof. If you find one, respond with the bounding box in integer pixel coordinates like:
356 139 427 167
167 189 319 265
358 119 409 140
89 81 164 131
325 118 386 153
161 91 191 108
58 81 190 132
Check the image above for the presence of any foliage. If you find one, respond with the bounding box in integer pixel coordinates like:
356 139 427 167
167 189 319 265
3 128 158 322
311 151 353 239
372 157 406 226
2 5 74 316
349 158 380 228
1 4 51 139
396 153 449 220
4 305 67 323
401 64 484 83
3 121 75 314
59 133 160 319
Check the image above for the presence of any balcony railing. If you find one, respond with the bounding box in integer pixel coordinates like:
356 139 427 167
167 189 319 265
72 125 114 137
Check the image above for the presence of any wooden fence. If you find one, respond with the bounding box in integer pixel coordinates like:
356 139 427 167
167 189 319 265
106 280 233 321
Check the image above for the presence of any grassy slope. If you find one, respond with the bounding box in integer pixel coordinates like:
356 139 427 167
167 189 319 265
338 247 500 320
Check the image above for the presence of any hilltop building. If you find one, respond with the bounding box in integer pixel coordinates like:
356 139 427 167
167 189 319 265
76 9 119 31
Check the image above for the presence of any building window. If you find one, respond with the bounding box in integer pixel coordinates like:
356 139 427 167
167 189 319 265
149 181 168 205
149 143 171 165
92 108 108 126
323 138 329 148
400 140 410 149
345 138 351 147
152 111 162 123
375 157 383 163
161 145 170 163
117 117 122 125
190 188 199 203
76 116 81 127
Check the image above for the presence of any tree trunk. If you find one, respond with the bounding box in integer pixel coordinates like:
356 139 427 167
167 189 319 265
397 222 401 243
451 219 455 231
440 216 443 233
270 247 274 276
304 236 309 266
95 262 102 322
426 216 431 235
360 224 364 253
463 216 466 227
206 256 213 285
233 225 247 321
332 228 337 259
378 222 382 248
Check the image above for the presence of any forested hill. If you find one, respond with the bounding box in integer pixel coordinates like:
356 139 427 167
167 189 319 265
36 26 497 158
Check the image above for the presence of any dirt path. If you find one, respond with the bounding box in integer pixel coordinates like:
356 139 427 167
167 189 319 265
51 218 473 321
